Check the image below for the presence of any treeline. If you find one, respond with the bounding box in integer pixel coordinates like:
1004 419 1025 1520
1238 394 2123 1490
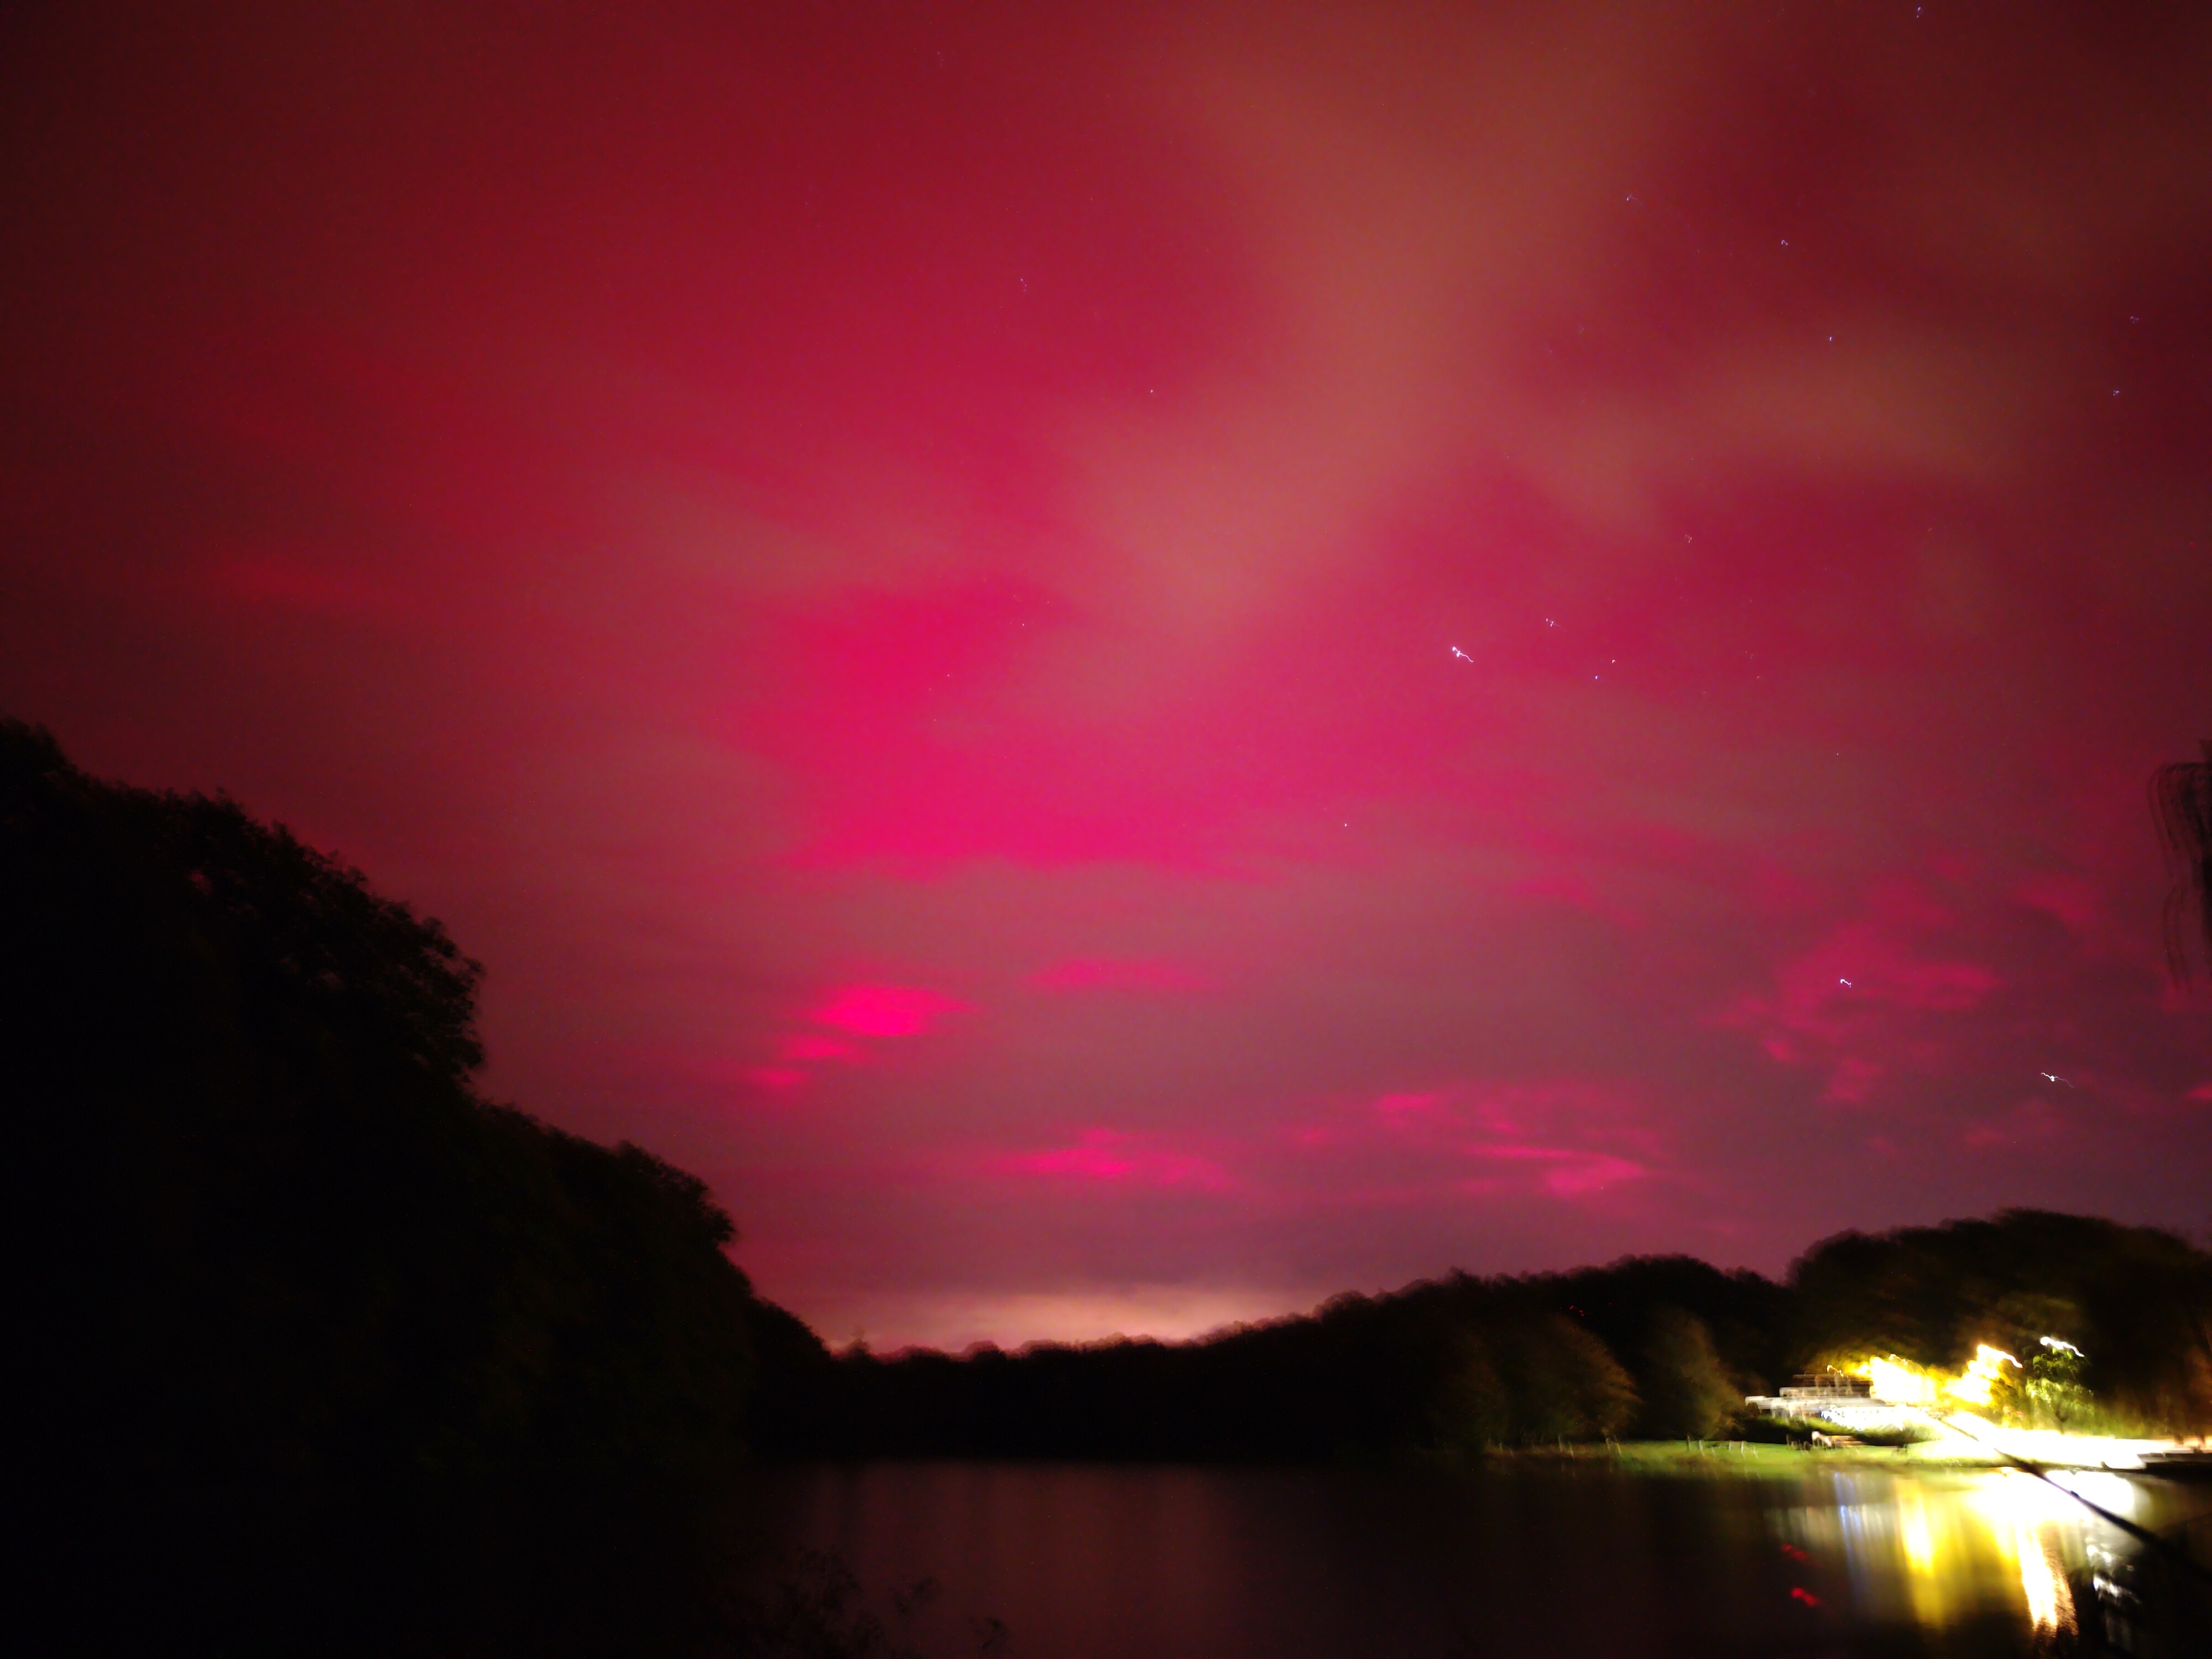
4 721 778 1655
1792 1209 2212 1432
748 1212 2212 1463
752 1258 1780 1458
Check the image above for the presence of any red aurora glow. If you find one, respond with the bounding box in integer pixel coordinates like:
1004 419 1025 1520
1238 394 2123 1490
3 2 2209 1347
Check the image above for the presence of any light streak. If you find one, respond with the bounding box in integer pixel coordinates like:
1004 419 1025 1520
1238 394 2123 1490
2012 1514 2075 1636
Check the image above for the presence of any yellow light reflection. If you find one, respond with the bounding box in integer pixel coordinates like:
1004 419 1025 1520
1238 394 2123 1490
1790 1467 2137 1638
1899 1492 1937 1575
2011 1517 2075 1636
1893 1485 1950 1627
1969 1470 2082 1638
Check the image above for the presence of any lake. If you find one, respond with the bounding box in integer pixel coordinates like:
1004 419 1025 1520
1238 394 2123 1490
731 1456 2212 1657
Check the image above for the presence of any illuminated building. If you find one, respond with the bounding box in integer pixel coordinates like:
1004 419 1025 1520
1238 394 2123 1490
1744 1369 1922 1432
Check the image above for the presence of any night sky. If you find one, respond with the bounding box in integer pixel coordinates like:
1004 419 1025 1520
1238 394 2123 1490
5 2 2209 1349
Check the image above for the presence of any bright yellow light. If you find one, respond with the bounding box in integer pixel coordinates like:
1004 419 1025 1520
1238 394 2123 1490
1949 1344 2019 1407
1898 1490 1937 1575
1867 1355 1937 1405
2012 1517 2074 1636
1892 1486 1955 1627
1944 1414 2163 1470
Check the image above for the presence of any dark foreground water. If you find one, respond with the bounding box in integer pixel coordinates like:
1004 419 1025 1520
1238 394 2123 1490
731 1458 2212 1658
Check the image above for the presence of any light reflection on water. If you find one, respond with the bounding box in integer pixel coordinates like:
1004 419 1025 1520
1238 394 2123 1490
735 1458 2211 1657
1772 1469 2094 1636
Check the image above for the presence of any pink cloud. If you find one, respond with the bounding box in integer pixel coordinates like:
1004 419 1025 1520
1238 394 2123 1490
729 986 966 1097
1790 932 1999 1014
990 1129 1235 1192
1505 871 1650 931
809 983 967 1038
2013 873 2103 934
1326 1080 1660 1202
1033 957 1214 993
1718 911 2005 1103
1464 1144 1647 1198
1960 1097 2067 1151
1364 1079 1644 1142
1823 1056 1885 1105
1370 1090 1447 1122
1507 872 1597 907
2188 1082 2212 1103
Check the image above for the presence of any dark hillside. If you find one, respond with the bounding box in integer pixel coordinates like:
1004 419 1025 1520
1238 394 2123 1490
753 1256 1785 1461
752 1225 2211 1462
3 720 765 1655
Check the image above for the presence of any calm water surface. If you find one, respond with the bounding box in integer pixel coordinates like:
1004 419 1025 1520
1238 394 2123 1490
733 1458 2212 1658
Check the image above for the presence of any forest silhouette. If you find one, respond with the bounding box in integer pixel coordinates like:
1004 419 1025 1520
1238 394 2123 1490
8 719 766 1653
752 1214 2212 1462
9 717 2211 1656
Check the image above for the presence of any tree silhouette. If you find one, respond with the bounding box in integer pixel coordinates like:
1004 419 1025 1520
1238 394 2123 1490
3 717 789 1656
1635 1308 1743 1439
